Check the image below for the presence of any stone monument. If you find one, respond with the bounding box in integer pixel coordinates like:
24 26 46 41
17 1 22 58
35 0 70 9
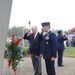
0 0 12 74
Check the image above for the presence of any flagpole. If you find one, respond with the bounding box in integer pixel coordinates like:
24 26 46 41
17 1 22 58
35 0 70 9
28 21 31 30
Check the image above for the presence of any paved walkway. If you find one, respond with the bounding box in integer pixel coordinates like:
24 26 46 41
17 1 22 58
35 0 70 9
2 57 75 75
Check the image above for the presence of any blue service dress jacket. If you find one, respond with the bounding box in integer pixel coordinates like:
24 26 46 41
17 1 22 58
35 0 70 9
23 32 42 55
57 35 68 50
42 31 58 59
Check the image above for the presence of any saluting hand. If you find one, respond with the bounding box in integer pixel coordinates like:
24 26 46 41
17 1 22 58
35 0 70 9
40 54 43 58
26 30 31 33
41 28 44 34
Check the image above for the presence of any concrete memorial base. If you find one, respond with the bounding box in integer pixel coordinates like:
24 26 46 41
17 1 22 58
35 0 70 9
0 0 12 75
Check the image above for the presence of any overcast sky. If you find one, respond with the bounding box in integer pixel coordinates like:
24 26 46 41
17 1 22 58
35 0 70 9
9 0 75 31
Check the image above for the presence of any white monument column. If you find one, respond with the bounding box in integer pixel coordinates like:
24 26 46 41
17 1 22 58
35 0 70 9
0 0 12 74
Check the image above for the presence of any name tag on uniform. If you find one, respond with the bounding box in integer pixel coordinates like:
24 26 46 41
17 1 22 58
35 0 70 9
45 36 49 40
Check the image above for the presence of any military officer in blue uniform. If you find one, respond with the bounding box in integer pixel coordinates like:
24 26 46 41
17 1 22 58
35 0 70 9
41 22 57 75
57 30 68 66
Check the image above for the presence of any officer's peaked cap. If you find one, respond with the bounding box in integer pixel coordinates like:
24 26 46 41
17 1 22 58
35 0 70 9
57 30 62 33
41 22 50 26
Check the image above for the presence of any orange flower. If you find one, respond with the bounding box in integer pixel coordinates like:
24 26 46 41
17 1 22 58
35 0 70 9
14 38 22 46
11 34 15 40
8 60 11 67
12 65 16 72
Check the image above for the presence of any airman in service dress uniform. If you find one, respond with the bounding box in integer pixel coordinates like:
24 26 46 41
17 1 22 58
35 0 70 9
41 22 57 75
57 30 68 66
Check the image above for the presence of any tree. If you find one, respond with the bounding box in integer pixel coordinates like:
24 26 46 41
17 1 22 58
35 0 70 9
7 26 28 37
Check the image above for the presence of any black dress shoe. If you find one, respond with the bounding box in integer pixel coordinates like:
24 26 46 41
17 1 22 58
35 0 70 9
58 65 64 67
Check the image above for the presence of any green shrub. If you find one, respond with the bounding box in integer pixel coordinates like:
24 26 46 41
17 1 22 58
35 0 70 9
23 47 29 55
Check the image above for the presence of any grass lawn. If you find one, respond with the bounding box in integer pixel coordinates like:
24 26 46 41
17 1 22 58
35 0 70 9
22 47 75 58
64 47 75 58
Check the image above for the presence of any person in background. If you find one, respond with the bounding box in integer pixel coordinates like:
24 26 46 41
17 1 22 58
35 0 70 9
23 26 42 75
41 22 57 75
57 30 68 67
71 30 75 47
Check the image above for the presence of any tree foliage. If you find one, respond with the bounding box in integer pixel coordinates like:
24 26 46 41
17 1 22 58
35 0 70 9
7 26 28 37
7 26 75 37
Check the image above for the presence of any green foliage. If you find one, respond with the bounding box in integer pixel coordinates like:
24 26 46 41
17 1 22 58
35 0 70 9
23 47 29 55
64 47 75 58
7 26 28 37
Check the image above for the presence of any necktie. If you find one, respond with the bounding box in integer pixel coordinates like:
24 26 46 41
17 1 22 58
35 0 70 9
34 34 36 39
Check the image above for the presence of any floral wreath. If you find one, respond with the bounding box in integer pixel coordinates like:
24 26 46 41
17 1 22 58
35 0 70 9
7 34 23 73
